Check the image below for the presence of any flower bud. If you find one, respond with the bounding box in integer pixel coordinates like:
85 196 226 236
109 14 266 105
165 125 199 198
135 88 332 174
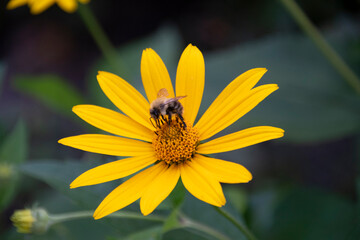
0 163 13 181
11 208 49 234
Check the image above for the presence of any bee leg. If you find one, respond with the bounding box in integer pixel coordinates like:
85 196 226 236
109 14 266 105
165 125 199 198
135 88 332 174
149 117 157 129
177 114 187 129
167 112 172 126
156 118 161 128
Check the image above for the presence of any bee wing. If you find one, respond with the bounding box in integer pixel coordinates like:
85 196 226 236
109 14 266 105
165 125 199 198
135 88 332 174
164 96 187 104
157 88 169 98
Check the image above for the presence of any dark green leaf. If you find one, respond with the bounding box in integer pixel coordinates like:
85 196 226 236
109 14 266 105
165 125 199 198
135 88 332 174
123 226 162 240
162 208 181 233
0 176 18 211
168 180 186 209
181 194 247 240
203 24 360 143
224 186 248 214
266 187 355 240
19 160 117 209
19 160 162 236
0 119 27 211
13 74 85 117
162 228 214 240
0 119 27 164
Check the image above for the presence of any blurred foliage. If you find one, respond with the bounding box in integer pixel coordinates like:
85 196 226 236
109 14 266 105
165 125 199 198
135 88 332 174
0 119 27 212
87 23 360 144
13 74 85 118
0 62 5 96
269 187 355 240
87 26 182 110
1 1 360 238
7 23 359 143
18 159 250 239
204 24 360 143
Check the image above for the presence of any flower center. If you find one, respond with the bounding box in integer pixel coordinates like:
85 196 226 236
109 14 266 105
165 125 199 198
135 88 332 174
152 117 199 165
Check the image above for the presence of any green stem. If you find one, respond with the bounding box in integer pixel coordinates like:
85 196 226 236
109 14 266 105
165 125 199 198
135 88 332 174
77 4 123 73
279 0 360 94
179 213 230 240
213 207 256 240
50 210 166 225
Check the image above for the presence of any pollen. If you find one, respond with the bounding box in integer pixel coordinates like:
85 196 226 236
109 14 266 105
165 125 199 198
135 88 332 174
152 117 199 165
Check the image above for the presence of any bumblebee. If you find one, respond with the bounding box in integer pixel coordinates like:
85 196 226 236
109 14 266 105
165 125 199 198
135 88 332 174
150 88 187 129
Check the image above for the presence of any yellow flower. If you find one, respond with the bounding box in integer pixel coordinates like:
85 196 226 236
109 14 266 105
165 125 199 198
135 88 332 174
7 0 90 14
59 44 284 219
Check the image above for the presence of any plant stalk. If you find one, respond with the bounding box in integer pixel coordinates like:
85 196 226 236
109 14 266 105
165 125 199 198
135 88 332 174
50 210 166 224
279 0 360 94
78 4 123 73
213 207 257 240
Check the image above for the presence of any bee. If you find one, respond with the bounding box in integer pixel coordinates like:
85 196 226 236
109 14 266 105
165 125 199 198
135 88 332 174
150 88 187 129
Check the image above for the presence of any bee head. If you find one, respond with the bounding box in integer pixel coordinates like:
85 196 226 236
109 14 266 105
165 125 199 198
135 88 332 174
150 108 160 119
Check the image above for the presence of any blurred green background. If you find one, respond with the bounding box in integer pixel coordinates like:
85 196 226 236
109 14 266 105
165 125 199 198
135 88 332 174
0 0 359 239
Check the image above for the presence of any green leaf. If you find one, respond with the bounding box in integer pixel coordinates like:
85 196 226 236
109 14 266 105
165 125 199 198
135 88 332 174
181 194 247 240
162 208 181 233
0 119 27 211
123 226 162 240
203 23 360 143
19 160 162 236
162 228 214 240
0 119 27 164
225 186 248 214
0 176 18 211
13 74 85 117
260 186 356 240
168 180 186 209
19 160 117 209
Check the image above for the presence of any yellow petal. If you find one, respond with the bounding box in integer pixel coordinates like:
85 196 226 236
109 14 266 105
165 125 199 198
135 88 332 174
197 126 284 154
193 154 252 183
195 68 267 139
197 83 279 140
29 0 55 14
196 68 267 130
141 48 175 103
180 161 225 207
6 0 28 10
73 105 153 142
58 134 153 156
175 44 205 126
140 163 180 216
56 0 77 13
97 71 153 130
70 154 157 188
93 162 167 219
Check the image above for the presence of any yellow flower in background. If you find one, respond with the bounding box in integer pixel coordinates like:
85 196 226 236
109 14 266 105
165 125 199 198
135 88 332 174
59 44 284 219
7 0 90 14
11 208 49 234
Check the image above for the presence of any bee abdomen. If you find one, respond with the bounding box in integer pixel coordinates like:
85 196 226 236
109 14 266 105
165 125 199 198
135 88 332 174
167 101 183 114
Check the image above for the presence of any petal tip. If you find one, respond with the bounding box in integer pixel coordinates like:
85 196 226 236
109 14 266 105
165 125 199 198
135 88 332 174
93 212 102 220
72 105 80 113
141 208 151 216
143 48 154 54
